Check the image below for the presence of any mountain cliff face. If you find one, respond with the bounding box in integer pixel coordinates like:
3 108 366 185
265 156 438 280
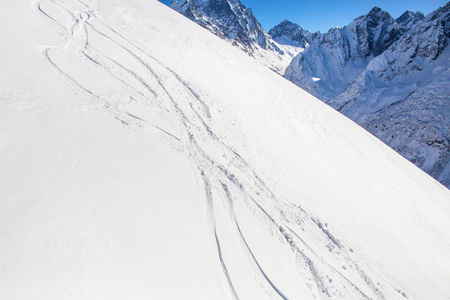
170 0 301 73
285 3 450 189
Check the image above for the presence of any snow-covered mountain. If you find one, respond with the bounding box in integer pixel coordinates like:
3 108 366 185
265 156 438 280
285 3 450 188
169 0 302 73
2 0 450 299
285 7 402 99
268 20 318 48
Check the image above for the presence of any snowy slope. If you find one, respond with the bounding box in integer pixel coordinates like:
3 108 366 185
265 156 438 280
1 0 450 300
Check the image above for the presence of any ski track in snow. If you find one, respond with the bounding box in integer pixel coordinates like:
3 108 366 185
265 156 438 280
30 1 412 298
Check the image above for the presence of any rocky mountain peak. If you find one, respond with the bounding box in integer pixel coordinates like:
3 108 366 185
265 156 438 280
170 0 283 55
268 19 316 48
365 6 392 23
367 6 382 15
351 7 401 57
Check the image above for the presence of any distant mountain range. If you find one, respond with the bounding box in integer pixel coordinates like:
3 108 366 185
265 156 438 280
169 0 450 189
169 0 303 73
285 4 450 188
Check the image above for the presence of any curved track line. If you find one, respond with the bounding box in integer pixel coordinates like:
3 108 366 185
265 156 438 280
201 171 240 300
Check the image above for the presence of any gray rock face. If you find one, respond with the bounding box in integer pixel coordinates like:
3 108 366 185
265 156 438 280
286 2 450 189
358 7 402 57
396 10 425 31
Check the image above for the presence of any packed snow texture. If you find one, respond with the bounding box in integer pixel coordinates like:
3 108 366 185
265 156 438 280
285 4 450 189
1 0 450 299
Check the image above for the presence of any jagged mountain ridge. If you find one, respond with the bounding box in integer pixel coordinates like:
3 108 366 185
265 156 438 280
285 3 450 189
169 0 302 73
170 0 281 53
284 7 403 99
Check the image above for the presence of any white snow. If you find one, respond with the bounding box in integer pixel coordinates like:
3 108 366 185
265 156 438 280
1 0 450 299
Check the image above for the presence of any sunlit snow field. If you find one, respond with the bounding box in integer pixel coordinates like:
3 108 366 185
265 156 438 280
1 0 450 299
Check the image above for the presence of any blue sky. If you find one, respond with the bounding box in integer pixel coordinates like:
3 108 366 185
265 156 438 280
160 0 448 32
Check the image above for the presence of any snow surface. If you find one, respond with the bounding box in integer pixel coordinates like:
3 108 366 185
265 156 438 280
1 0 450 299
